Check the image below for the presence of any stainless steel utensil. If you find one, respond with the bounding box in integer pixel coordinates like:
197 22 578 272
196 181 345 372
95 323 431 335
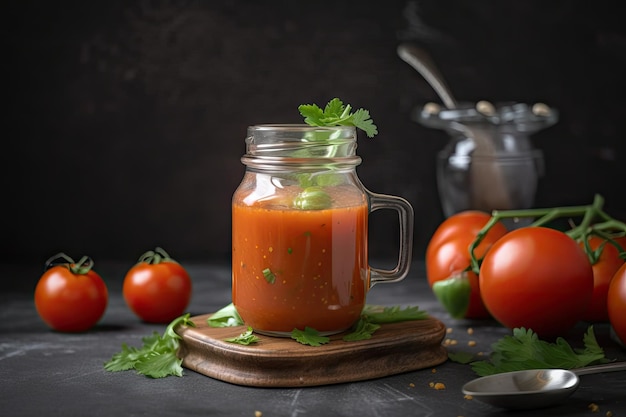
397 43 513 210
461 362 626 410
397 43 458 110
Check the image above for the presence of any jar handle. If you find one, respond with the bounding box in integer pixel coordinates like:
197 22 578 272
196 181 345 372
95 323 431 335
367 191 414 286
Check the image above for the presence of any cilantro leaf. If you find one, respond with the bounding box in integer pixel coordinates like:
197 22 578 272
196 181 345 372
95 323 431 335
291 327 330 346
225 326 260 345
134 350 183 378
298 98 378 138
104 314 195 378
470 326 608 376
207 303 244 327
103 343 143 372
361 305 429 323
342 318 380 341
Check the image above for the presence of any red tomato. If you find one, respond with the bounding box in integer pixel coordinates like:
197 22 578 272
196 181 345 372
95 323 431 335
34 254 108 332
479 227 594 337
608 262 626 345
123 248 192 323
580 236 626 322
426 211 508 318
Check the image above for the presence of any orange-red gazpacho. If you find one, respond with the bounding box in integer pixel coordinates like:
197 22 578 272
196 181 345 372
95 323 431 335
232 185 369 335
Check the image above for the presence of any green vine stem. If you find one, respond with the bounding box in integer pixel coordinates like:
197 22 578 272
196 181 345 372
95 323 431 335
136 247 178 265
44 253 95 275
469 194 626 274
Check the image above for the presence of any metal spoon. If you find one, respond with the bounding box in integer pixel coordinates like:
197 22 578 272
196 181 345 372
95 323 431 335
397 43 458 110
397 42 513 210
462 362 626 410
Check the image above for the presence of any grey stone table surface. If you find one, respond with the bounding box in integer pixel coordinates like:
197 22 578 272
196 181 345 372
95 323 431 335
1 260 625 417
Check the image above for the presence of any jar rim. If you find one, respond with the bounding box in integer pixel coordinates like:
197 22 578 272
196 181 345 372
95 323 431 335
248 124 356 133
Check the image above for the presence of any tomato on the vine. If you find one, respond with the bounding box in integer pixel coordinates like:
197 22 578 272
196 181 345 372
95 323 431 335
608 262 626 346
580 236 626 322
123 247 192 323
479 227 594 337
426 211 508 318
34 253 108 332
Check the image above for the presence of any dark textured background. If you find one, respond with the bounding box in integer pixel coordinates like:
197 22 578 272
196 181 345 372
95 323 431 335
3 0 625 265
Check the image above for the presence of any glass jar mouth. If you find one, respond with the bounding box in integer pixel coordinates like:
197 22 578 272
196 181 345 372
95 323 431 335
248 124 356 133
244 124 359 163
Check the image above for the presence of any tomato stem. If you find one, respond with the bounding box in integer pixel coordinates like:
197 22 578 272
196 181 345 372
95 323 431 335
469 194 626 274
136 247 178 265
44 252 94 275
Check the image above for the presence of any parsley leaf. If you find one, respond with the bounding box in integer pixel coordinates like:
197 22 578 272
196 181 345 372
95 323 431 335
470 326 608 376
104 314 195 378
225 326 260 345
298 98 378 138
342 318 381 341
207 303 244 327
291 327 330 346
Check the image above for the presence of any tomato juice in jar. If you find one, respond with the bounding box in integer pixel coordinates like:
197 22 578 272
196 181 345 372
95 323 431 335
232 125 413 336
233 184 368 334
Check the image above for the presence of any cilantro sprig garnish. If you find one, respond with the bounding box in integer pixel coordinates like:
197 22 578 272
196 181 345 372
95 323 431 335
298 98 378 138
104 314 195 378
449 326 609 377
291 98 378 210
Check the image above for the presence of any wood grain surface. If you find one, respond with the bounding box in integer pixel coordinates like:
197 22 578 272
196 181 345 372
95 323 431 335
177 313 448 387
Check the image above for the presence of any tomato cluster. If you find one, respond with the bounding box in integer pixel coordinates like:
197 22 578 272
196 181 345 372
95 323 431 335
34 248 192 332
426 208 626 340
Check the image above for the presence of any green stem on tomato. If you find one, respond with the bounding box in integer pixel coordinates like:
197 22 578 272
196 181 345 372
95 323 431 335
44 252 94 275
136 247 178 265
468 194 626 274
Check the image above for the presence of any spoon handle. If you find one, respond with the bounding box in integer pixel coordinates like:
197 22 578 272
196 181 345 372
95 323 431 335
573 362 626 376
397 43 458 109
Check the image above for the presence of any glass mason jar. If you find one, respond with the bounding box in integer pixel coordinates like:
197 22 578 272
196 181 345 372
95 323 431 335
232 124 414 336
417 102 558 225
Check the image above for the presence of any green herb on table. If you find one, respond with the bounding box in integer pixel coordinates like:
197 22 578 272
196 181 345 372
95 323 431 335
361 305 429 323
206 303 430 346
342 305 429 341
342 318 381 341
447 350 475 364
225 326 260 345
104 314 195 378
207 303 244 327
291 327 330 346
457 326 609 377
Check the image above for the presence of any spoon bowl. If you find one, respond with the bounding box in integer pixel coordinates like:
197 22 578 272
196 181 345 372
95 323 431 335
462 362 626 410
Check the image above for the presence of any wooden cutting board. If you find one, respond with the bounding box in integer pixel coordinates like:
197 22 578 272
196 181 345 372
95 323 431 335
177 314 448 387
